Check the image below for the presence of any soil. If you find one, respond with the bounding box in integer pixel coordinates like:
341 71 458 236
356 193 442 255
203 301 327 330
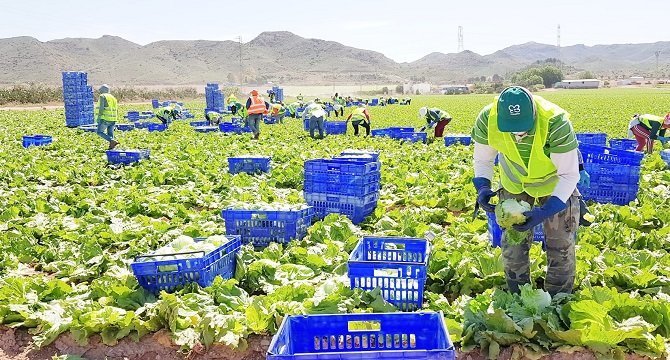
0 328 656 360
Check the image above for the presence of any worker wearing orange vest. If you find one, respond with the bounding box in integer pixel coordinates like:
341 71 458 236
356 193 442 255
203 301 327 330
245 90 270 140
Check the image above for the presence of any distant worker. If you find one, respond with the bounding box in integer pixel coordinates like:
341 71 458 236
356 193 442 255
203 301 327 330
154 104 180 125
379 96 386 106
271 102 286 123
205 110 222 126
297 93 304 101
419 107 452 137
95 84 119 150
628 113 670 153
286 101 301 118
400 97 412 105
227 93 239 114
472 86 580 296
303 100 327 139
334 96 346 117
268 89 276 103
245 90 270 140
347 103 371 136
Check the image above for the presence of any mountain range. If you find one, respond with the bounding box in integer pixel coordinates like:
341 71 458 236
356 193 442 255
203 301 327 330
0 31 668 86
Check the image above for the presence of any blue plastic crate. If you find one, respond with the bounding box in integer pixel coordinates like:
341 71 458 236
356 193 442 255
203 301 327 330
579 143 644 166
267 312 455 360
130 235 241 294
190 121 209 127
22 135 52 148
228 156 271 174
348 236 429 311
78 124 97 132
194 126 219 133
304 192 378 224
305 159 381 176
371 128 393 138
304 171 380 188
106 149 150 165
394 132 427 143
325 121 347 135
147 123 167 132
134 121 152 129
443 134 472 146
219 122 252 134
333 155 378 163
609 138 638 151
221 207 313 247
487 212 544 248
584 163 640 185
579 182 639 205
151 99 160 108
305 179 379 197
115 123 135 131
576 132 607 146
388 127 415 137
340 149 380 162
662 150 670 167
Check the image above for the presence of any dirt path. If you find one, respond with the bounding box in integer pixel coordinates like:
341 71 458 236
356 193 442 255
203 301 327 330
0 328 655 360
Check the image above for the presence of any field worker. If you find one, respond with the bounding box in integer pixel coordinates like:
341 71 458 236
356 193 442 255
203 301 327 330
334 96 346 117
227 93 239 114
472 86 581 296
347 103 371 136
400 97 412 105
303 100 327 139
154 104 179 125
628 113 670 153
245 90 270 140
419 107 452 137
271 102 286 123
379 97 386 106
205 110 222 126
297 93 304 101
285 101 300 118
96 84 119 150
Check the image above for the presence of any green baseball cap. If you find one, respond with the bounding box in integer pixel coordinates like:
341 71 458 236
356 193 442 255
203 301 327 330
497 86 535 132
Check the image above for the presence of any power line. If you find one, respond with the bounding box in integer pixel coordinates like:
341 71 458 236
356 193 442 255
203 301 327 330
457 26 464 52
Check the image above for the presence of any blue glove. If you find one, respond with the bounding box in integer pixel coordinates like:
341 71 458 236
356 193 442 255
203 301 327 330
578 170 590 187
473 177 496 213
513 196 567 232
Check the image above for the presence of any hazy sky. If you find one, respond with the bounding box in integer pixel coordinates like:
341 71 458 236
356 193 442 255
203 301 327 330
2 0 669 62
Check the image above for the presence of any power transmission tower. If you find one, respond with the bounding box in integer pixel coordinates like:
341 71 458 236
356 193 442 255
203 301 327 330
457 26 464 52
655 51 661 80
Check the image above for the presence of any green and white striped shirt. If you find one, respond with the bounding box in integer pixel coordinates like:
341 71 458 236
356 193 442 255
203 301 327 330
471 104 578 166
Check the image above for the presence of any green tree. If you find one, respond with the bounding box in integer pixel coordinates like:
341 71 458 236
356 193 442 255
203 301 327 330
577 71 596 79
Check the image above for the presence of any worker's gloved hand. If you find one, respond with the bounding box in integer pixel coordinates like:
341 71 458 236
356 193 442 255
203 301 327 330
513 196 567 232
473 177 497 213
578 170 590 187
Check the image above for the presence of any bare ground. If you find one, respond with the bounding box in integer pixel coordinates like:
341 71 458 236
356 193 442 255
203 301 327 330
0 328 658 360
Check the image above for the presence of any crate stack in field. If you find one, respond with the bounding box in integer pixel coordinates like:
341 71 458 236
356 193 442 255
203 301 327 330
304 150 380 224
609 138 638 151
221 205 313 247
205 83 224 113
62 72 94 127
578 143 643 205
267 86 284 102
576 132 607 146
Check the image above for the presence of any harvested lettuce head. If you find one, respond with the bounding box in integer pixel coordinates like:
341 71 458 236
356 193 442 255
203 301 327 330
495 199 531 245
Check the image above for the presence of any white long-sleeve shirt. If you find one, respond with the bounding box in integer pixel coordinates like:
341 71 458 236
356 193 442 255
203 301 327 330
473 142 579 202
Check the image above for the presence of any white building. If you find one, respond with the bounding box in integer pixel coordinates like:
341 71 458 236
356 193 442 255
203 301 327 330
403 83 431 95
617 76 645 86
555 79 601 89
440 85 470 94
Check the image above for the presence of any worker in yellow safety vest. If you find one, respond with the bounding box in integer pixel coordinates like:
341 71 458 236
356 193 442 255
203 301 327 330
471 86 581 296
628 113 670 153
96 84 119 149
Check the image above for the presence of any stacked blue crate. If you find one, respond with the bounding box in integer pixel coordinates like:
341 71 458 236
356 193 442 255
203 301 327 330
267 86 284 102
304 152 381 224
62 72 94 127
205 83 225 113
578 143 643 205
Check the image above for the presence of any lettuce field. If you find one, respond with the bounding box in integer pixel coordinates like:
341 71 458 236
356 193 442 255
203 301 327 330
2 88 670 359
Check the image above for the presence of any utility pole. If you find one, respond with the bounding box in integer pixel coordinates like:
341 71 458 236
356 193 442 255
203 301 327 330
557 24 561 70
655 51 661 80
457 26 464 52
237 36 243 83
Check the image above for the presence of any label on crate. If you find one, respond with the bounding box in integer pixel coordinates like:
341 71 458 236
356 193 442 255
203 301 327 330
347 320 381 332
373 268 401 277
